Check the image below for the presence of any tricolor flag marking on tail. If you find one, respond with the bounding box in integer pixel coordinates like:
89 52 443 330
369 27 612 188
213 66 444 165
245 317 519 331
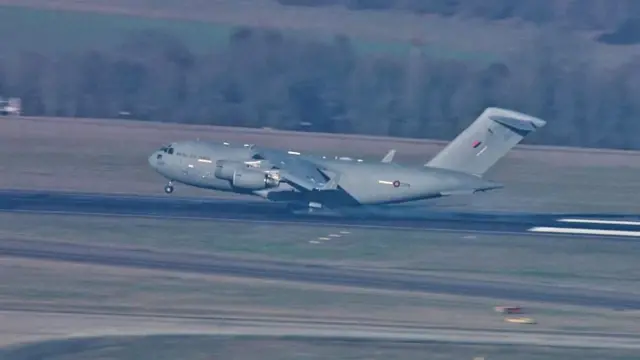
425 107 546 176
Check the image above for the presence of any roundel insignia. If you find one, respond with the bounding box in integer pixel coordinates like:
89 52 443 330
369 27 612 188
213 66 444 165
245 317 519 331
393 180 400 188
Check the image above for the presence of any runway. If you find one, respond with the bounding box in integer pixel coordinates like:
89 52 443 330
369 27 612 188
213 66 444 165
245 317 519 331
1 190 640 309
2 189 640 238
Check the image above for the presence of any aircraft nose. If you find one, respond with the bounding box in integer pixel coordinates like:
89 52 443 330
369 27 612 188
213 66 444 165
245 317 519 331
148 152 159 168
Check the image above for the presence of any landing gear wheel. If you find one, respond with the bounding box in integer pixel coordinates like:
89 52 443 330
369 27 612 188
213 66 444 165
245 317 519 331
164 185 174 194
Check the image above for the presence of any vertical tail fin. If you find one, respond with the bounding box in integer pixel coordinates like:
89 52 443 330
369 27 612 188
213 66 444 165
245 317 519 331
381 149 396 163
425 107 546 176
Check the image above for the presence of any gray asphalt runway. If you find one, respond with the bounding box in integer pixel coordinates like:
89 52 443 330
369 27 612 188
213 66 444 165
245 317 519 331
2 189 640 237
2 189 640 309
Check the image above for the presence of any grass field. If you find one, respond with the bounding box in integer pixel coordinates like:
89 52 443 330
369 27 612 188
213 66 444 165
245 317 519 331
2 212 640 296
5 335 640 360
1 254 640 345
2 116 640 213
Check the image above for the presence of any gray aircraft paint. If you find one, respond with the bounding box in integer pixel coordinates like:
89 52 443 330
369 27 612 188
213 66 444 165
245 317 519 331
148 107 546 209
381 149 396 163
426 107 546 176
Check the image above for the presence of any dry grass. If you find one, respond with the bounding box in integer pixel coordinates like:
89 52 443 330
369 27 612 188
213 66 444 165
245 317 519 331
2 116 640 212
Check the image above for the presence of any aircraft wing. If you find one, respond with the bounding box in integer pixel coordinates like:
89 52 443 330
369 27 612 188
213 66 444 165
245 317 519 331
253 147 335 192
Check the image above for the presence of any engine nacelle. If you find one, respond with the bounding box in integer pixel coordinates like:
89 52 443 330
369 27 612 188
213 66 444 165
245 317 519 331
231 168 280 190
214 160 246 181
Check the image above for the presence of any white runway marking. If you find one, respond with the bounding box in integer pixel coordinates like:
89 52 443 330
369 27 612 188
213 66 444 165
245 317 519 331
529 227 640 237
557 218 640 226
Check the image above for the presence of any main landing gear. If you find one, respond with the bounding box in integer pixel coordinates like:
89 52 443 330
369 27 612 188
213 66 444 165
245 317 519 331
164 181 174 194
285 202 323 214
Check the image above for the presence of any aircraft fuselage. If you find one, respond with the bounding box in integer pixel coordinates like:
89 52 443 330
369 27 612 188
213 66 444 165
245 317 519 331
148 141 501 208
148 107 547 209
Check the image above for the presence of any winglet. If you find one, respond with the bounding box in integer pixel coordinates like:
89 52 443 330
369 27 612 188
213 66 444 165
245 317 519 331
381 149 396 163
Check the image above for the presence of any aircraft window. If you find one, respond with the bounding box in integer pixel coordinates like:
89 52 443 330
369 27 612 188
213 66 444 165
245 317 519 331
252 154 265 160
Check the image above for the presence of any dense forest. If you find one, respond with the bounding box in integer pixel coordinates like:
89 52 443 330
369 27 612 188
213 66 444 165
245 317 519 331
1 25 640 149
278 0 640 34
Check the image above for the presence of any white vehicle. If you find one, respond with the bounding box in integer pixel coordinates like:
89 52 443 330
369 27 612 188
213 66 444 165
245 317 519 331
0 97 21 115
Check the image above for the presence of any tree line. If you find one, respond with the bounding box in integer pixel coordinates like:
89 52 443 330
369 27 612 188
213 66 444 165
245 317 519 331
277 0 640 34
1 27 640 150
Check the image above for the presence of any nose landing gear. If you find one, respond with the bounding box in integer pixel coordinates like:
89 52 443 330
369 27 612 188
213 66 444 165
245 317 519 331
164 181 174 194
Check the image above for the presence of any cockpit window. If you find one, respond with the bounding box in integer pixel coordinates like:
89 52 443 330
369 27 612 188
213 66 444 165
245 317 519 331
252 153 265 160
159 144 174 154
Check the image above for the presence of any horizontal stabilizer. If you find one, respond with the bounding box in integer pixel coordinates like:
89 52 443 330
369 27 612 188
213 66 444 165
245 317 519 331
426 107 546 176
491 115 544 132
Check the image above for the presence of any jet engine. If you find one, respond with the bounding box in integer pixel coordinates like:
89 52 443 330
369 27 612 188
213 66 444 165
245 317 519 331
214 160 280 190
214 160 246 181
231 168 280 190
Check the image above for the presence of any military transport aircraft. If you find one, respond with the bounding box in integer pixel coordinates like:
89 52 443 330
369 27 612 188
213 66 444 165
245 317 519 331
148 107 546 211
